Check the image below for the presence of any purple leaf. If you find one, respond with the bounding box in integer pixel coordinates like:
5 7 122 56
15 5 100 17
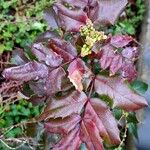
121 61 137 82
44 7 58 29
49 38 77 62
99 44 115 70
29 79 48 96
90 98 120 144
2 61 48 82
80 119 104 150
53 1 88 32
45 114 81 134
38 90 87 119
12 48 28 65
68 58 85 91
110 34 133 48
89 0 128 27
53 125 81 150
29 67 66 96
35 30 59 43
45 67 66 95
122 47 139 60
32 43 63 67
94 75 148 111
110 54 123 75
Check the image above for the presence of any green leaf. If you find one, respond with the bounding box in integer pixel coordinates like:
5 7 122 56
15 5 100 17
0 44 5 53
128 123 138 139
127 113 138 124
130 80 148 94
99 95 113 107
32 22 45 30
112 108 122 120
79 143 87 150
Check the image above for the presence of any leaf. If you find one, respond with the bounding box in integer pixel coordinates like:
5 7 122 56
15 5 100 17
44 7 59 29
45 114 81 134
110 54 123 75
121 47 139 60
38 91 87 120
110 34 133 48
130 80 148 95
30 67 66 96
29 79 48 96
89 0 128 27
121 61 137 82
32 43 63 67
28 95 46 105
128 122 138 139
0 44 5 54
99 44 115 70
68 58 85 91
83 99 120 145
53 2 88 32
45 67 66 95
43 0 127 32
127 112 138 124
94 75 148 111
53 125 81 150
2 61 48 82
49 38 77 62
11 48 28 65
99 44 122 75
35 30 59 43
80 118 104 150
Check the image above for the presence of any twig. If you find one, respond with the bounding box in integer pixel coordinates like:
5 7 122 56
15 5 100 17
115 111 128 150
0 138 26 150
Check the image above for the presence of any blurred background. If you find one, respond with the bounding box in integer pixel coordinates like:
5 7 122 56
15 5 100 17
0 0 150 149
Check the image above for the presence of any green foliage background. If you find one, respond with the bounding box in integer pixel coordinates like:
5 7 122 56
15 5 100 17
0 0 55 54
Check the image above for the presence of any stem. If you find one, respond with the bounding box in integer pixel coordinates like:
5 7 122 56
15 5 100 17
116 111 128 150
88 80 94 99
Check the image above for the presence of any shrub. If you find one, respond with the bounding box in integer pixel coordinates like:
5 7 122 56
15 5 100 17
1 0 148 149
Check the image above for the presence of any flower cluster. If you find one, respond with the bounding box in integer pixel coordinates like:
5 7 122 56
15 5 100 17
80 20 107 57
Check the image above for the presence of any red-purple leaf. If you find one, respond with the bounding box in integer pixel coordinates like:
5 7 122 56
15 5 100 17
99 44 124 75
29 79 48 96
12 48 28 65
122 47 139 60
53 2 88 32
121 61 137 82
53 125 81 150
39 91 87 120
2 61 48 82
80 119 104 150
44 7 59 29
83 102 108 139
45 67 66 95
90 98 120 144
68 58 85 91
28 95 46 105
35 30 59 43
29 67 66 96
82 100 120 145
58 0 88 9
94 75 148 111
110 54 123 75
110 35 133 48
49 38 77 62
99 44 115 70
48 99 120 149
89 0 128 27
32 43 63 67
68 58 93 91
45 114 81 135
